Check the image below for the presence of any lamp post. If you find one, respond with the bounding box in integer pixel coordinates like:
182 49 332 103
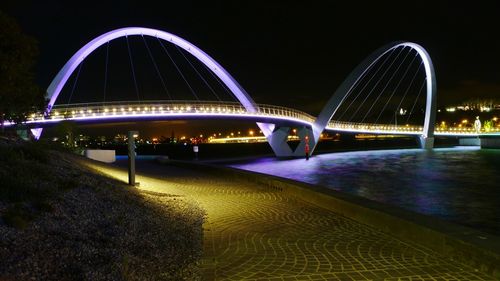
128 131 139 186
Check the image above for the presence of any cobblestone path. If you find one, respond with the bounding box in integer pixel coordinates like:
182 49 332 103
87 159 493 281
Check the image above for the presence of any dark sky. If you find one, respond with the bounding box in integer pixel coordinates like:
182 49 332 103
2 1 500 116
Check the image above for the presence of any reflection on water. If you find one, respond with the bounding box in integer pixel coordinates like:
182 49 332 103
230 147 500 236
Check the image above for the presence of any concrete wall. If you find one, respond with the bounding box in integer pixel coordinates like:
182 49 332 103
84 149 116 163
459 138 480 146
481 137 500 148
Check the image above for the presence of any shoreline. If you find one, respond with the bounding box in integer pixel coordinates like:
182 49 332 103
162 158 500 279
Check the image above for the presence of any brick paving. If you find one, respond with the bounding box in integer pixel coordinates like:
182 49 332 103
86 160 494 281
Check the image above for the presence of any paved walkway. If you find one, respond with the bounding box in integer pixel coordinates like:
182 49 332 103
86 159 493 281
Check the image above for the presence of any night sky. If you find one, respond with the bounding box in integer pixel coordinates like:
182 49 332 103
2 1 500 136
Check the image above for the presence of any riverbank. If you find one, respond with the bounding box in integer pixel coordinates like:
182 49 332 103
0 139 203 280
87 156 494 280
178 159 500 279
97 135 459 160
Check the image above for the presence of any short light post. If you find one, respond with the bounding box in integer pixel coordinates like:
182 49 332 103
193 142 199 160
128 131 139 186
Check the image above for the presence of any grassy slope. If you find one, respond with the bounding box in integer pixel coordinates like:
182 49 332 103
0 138 204 280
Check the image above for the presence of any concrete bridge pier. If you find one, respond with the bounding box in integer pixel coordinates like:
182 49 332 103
265 125 316 158
266 126 293 157
418 136 434 149
292 126 316 157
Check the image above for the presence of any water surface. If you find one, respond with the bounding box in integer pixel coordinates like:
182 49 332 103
230 147 500 236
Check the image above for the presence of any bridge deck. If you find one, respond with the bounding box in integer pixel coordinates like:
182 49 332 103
4 100 500 137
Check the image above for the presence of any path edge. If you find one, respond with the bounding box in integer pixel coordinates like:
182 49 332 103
158 158 500 279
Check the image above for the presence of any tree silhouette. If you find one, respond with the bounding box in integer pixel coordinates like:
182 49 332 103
0 10 45 133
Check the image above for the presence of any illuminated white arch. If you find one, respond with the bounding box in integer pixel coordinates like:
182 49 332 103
34 27 271 138
311 41 437 152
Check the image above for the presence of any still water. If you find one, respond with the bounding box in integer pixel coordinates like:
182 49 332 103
230 147 500 236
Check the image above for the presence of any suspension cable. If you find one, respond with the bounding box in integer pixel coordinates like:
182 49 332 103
103 41 109 104
348 46 405 122
336 47 397 121
405 78 427 124
395 62 423 117
200 63 238 102
125 35 141 102
67 59 84 107
375 51 419 123
142 35 172 99
157 37 199 100
174 45 221 101
375 51 418 124
361 47 412 123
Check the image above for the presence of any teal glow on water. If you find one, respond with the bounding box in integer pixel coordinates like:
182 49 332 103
230 147 500 236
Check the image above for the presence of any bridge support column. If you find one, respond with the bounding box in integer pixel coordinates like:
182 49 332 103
291 127 316 157
419 136 434 149
265 125 316 158
266 126 293 157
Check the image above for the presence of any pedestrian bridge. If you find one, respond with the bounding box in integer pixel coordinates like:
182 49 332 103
4 26 496 157
21 101 492 138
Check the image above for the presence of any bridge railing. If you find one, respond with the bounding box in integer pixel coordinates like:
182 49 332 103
327 120 500 134
327 121 424 133
27 100 316 125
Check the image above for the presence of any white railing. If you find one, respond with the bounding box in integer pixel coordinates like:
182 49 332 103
327 121 423 133
327 120 500 135
27 100 316 124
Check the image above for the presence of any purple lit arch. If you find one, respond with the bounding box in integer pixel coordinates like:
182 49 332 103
312 41 437 151
34 27 272 138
